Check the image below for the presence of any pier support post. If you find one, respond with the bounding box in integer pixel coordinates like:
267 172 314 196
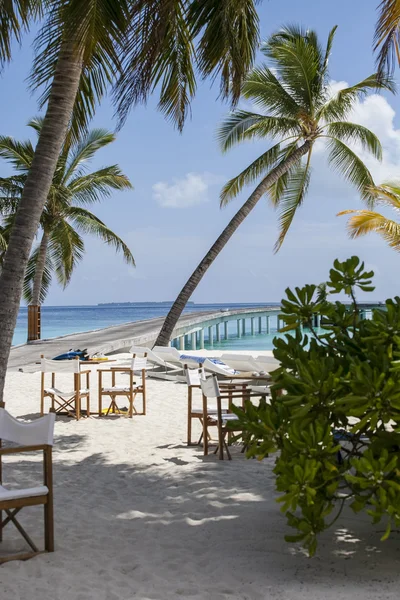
216 323 221 342
179 336 185 351
208 326 213 346
242 319 246 335
266 316 270 334
237 320 241 338
258 316 262 333
277 317 281 332
251 318 255 335
224 321 228 340
199 329 205 349
191 332 197 350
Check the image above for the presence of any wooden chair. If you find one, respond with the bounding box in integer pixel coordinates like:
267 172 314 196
184 365 242 446
200 374 258 460
0 402 55 563
40 356 90 420
98 354 147 417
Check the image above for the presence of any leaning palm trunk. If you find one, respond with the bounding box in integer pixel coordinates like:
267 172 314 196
30 232 49 306
0 47 82 399
154 141 311 347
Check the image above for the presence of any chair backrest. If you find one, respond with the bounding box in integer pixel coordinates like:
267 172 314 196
131 354 147 371
185 366 205 387
153 346 182 364
131 346 171 368
41 357 80 374
0 407 55 446
200 375 220 399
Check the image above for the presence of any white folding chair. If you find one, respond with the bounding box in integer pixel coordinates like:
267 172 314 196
199 375 257 460
98 354 147 417
0 402 55 563
40 356 90 420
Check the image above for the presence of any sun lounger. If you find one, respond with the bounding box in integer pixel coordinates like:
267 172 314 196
202 359 236 378
254 355 280 374
129 346 183 381
220 353 261 375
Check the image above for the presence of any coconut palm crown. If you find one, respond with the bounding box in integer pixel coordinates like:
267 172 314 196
154 24 395 346
218 24 395 251
0 119 134 305
339 183 400 250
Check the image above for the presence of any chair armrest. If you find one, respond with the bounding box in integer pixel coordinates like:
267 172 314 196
0 444 47 455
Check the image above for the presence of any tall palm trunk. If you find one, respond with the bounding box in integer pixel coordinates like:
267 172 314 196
0 46 82 400
154 140 312 347
30 232 49 306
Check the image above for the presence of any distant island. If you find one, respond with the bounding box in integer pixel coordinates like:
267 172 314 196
98 301 195 307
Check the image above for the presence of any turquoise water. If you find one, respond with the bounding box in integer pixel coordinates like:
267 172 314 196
14 303 281 348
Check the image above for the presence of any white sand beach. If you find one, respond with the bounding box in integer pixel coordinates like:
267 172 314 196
1 355 400 599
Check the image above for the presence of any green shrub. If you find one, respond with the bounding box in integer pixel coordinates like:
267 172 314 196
234 256 400 556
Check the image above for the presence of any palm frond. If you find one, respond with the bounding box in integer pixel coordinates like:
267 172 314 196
22 244 53 304
320 25 337 80
327 137 376 205
217 110 300 152
0 0 39 68
318 73 396 122
63 129 117 183
67 166 132 205
274 150 312 252
242 66 301 118
0 175 26 212
367 183 400 211
114 0 260 130
374 0 400 75
0 136 34 171
113 0 196 131
220 141 283 206
30 0 131 140
267 140 301 206
66 206 135 265
324 122 382 160
27 115 45 137
262 25 324 111
49 220 85 287
338 208 400 250
188 0 259 103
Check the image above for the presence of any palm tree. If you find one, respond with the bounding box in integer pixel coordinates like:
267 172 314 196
0 0 261 400
338 184 400 250
0 120 134 337
374 0 400 74
154 25 395 346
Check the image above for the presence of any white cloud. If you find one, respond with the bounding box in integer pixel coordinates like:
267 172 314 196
152 172 221 209
315 82 400 184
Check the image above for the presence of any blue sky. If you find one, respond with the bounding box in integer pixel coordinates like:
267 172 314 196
1 0 400 305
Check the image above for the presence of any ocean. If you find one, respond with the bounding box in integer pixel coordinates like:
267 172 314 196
13 302 284 350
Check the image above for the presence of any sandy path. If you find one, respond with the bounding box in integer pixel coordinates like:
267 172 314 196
0 362 399 599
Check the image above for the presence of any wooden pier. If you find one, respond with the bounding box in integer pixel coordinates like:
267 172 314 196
8 306 280 371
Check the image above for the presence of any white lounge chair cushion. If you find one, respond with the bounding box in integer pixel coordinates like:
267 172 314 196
0 484 48 501
45 387 89 397
102 385 141 393
248 385 271 395
220 414 240 422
